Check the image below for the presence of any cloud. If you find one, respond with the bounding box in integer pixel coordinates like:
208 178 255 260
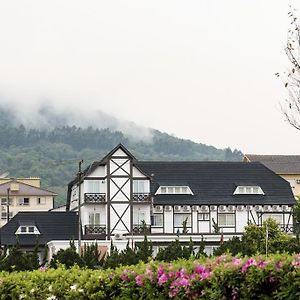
0 97 153 141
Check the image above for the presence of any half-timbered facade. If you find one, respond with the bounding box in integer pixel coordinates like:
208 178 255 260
64 144 296 254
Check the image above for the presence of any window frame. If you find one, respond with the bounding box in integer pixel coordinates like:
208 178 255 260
151 213 163 227
218 213 235 227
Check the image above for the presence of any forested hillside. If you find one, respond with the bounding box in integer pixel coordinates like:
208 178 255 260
0 107 242 206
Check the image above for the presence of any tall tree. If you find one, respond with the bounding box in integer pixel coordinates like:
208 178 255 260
280 7 300 130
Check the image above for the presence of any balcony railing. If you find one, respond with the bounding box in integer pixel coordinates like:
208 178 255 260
132 193 151 202
84 193 106 203
85 224 106 235
132 224 151 235
280 224 294 233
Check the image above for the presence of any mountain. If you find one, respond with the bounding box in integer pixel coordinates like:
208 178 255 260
0 106 243 206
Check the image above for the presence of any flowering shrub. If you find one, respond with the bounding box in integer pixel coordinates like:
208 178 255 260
0 254 300 299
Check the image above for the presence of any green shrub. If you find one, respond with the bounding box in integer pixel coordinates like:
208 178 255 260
1 254 300 299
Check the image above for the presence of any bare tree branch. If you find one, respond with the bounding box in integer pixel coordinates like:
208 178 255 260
281 7 300 130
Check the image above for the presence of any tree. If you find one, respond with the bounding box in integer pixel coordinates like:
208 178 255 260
135 231 153 263
82 243 100 269
214 218 299 256
50 240 84 268
279 7 300 130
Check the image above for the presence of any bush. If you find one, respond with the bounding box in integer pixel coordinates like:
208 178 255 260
0 254 300 299
214 219 300 256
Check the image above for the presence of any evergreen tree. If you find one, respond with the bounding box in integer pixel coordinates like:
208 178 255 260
82 243 100 269
50 240 84 268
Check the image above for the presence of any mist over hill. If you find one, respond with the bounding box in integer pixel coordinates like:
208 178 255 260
0 104 243 206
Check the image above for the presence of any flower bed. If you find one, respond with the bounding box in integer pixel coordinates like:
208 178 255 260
0 254 300 299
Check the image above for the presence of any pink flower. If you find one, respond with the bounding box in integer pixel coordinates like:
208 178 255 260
39 265 47 272
135 275 144 287
157 265 164 278
292 255 300 268
120 269 130 282
193 264 211 280
232 258 242 266
257 259 268 269
241 258 257 273
194 264 206 274
158 273 168 285
168 271 175 278
145 267 154 281
216 255 227 263
175 268 187 279
175 277 190 287
168 287 179 298
275 261 284 271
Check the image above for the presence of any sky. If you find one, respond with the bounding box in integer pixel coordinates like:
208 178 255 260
0 0 299 154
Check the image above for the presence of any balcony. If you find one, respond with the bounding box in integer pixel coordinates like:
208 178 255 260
132 193 151 202
280 224 294 233
85 224 106 235
84 193 106 204
132 224 151 235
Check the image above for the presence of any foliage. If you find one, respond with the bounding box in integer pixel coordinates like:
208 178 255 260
81 243 101 269
214 218 300 256
155 239 199 262
0 243 39 272
135 234 153 263
0 120 243 207
1 254 300 299
50 240 84 268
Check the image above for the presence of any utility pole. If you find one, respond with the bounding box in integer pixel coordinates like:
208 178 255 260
6 187 10 223
265 223 269 257
78 160 83 256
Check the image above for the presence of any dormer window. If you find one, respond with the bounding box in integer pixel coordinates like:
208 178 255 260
15 225 40 235
233 186 264 195
155 186 193 195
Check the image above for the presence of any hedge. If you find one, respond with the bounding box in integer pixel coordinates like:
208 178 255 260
1 254 300 299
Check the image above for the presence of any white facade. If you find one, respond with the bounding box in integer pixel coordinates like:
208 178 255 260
56 145 295 258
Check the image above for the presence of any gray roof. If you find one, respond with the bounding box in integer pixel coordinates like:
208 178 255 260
0 212 78 246
244 154 300 174
137 161 296 206
0 180 57 196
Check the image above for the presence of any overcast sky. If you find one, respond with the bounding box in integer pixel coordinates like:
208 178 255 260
0 0 299 154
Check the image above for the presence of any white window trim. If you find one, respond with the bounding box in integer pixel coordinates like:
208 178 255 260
155 186 194 195
198 213 210 221
1 212 13 220
15 225 40 235
18 198 30 206
218 213 235 227
152 214 163 227
233 186 264 195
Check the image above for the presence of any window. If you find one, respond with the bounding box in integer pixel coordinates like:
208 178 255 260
20 226 27 233
133 180 145 194
37 197 46 205
152 214 163 227
88 212 100 225
198 213 210 221
218 214 235 227
87 180 101 193
133 210 145 225
1 198 12 205
15 225 40 234
287 180 296 189
174 214 191 227
262 214 282 224
18 198 30 205
234 186 264 195
1 212 13 220
156 186 193 195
